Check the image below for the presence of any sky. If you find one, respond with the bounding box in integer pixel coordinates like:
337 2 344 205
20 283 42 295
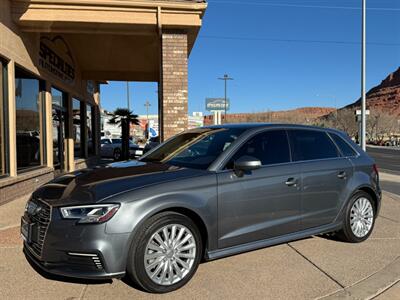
100 0 400 116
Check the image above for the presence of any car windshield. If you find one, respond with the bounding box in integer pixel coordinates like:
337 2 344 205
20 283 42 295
140 128 245 170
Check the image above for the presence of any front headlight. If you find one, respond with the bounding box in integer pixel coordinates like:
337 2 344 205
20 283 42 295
60 204 120 224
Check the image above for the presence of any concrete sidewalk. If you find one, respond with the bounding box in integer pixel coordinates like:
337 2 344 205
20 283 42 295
0 192 399 300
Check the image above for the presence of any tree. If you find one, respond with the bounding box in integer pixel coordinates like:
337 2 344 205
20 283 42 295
367 110 398 142
108 108 140 160
335 109 358 138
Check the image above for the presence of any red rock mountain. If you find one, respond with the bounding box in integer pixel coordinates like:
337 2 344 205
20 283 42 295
343 67 400 115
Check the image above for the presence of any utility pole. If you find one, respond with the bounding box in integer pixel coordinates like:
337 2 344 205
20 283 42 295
144 100 151 122
144 100 151 139
218 74 233 123
126 81 130 111
361 0 367 151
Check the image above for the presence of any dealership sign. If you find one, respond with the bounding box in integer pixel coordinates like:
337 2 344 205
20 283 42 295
39 36 75 84
206 98 230 112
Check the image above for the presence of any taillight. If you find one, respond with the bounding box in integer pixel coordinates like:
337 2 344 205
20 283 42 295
373 164 379 175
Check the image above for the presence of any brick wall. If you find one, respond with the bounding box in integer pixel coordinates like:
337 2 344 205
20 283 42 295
0 156 102 206
160 31 188 140
0 168 54 206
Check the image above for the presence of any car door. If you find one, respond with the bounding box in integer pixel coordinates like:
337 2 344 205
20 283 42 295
100 139 112 157
217 129 302 249
287 129 354 230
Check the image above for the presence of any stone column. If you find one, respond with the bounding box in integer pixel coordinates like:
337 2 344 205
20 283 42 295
44 81 53 168
160 30 188 141
65 93 74 172
93 82 101 157
6 60 16 176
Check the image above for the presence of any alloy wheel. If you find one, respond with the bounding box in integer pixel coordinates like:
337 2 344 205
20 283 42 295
144 224 196 286
113 149 121 160
350 197 374 238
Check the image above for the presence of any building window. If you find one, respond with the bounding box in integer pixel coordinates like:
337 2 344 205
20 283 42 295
87 104 95 156
72 98 82 158
15 67 42 172
0 60 7 176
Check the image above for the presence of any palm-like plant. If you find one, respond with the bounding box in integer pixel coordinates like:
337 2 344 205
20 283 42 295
108 108 140 127
108 108 140 160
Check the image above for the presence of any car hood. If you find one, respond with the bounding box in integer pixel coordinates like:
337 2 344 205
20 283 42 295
32 160 207 207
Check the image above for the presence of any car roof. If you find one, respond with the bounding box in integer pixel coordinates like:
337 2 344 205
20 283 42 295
202 123 345 135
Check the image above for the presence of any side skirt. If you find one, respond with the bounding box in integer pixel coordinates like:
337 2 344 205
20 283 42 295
206 222 343 261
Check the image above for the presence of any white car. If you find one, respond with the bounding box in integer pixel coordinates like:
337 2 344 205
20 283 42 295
100 138 141 160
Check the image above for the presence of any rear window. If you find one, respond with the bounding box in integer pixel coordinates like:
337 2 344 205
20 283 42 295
330 133 358 157
288 129 339 161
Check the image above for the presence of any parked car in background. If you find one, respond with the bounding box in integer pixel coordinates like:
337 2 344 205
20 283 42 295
143 136 160 153
22 124 381 293
100 138 141 160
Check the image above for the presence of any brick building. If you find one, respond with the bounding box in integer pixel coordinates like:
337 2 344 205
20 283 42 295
0 0 207 204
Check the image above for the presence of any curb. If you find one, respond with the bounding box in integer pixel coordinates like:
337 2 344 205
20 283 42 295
379 172 400 183
319 257 400 300
367 145 400 150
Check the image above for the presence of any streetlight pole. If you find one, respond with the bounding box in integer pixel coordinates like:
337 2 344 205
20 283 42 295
144 100 151 139
144 100 151 123
218 74 233 123
361 0 367 151
126 81 130 111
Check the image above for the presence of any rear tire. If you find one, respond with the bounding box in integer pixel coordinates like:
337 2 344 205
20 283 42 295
337 191 376 243
113 148 121 161
126 212 202 293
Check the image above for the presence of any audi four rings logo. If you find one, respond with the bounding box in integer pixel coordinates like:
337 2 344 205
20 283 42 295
26 201 42 215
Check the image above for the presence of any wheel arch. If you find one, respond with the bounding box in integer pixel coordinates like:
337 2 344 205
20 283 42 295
152 207 209 259
357 186 380 213
335 184 381 223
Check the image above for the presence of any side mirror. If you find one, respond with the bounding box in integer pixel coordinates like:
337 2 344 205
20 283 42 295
234 156 262 174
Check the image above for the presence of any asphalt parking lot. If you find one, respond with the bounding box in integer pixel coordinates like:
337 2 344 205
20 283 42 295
0 178 399 299
368 146 400 176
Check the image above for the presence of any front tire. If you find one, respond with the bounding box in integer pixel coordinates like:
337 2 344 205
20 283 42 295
337 191 376 243
127 212 202 293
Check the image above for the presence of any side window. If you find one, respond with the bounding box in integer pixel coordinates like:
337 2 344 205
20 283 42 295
226 130 291 169
288 130 339 161
330 133 358 157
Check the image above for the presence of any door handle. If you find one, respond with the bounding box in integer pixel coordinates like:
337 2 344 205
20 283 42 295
337 171 347 179
285 178 297 187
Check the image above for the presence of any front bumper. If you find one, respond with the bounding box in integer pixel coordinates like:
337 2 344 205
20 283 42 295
24 243 125 280
22 203 131 280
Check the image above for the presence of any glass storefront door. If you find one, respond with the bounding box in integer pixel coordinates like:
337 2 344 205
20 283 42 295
51 88 67 171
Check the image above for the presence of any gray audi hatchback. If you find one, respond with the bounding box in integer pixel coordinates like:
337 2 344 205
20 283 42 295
22 124 381 293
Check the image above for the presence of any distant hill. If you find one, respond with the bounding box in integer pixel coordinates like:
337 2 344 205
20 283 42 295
204 107 335 125
343 67 400 116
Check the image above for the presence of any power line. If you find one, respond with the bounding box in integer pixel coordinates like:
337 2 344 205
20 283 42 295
209 0 400 11
198 35 400 47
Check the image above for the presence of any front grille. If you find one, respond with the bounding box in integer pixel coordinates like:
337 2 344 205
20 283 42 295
27 199 51 258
